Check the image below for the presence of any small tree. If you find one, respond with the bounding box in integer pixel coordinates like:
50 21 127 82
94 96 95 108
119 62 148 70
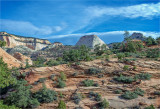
57 100 66 109
5 80 40 108
60 72 66 81
0 57 15 88
57 78 66 88
33 84 57 103
123 31 130 41
0 41 6 47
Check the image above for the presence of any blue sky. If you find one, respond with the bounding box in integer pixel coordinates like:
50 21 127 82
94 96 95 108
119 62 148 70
0 0 160 45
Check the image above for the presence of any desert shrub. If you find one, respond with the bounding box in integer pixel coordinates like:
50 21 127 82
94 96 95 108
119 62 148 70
87 68 102 75
134 88 145 96
144 104 155 109
145 36 157 46
82 79 94 87
25 59 30 68
50 74 55 80
114 75 134 83
57 100 66 109
133 66 136 70
99 99 109 109
146 48 160 58
0 100 20 109
57 78 66 88
98 74 104 78
38 78 46 83
105 55 109 61
117 53 125 60
121 91 138 100
156 37 160 44
5 80 40 108
59 72 66 81
72 93 82 104
135 73 151 80
33 84 57 103
122 41 144 52
123 65 129 71
72 72 78 77
114 89 122 94
63 45 91 62
46 59 60 66
88 92 102 101
33 57 46 67
154 91 160 95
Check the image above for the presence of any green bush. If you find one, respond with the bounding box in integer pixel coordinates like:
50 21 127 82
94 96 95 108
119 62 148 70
134 88 145 96
114 89 122 94
123 65 129 71
88 68 102 75
114 75 135 84
72 93 82 104
144 104 155 109
88 92 102 101
0 40 6 47
46 59 60 66
0 100 20 109
146 48 160 58
33 57 46 67
33 84 57 103
135 73 151 80
63 45 91 62
0 57 15 88
99 99 109 109
82 79 94 87
57 78 66 88
145 36 157 46
154 91 160 95
5 80 40 108
121 91 138 100
57 100 66 109
60 72 66 81
117 53 125 60
122 41 144 52
38 78 46 83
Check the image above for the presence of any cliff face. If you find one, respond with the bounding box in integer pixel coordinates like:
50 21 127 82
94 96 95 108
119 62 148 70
76 35 108 49
0 32 51 50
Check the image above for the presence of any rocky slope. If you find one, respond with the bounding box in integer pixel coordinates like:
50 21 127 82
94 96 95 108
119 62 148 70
0 47 24 68
76 35 109 49
22 57 160 109
0 32 51 50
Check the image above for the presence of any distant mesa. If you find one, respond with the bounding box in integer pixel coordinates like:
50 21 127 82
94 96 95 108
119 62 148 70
0 32 51 50
76 35 109 49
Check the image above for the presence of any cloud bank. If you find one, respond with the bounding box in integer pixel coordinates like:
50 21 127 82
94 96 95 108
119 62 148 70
86 2 160 19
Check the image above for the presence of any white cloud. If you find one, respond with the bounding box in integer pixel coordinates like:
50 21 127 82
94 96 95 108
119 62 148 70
86 2 160 19
46 31 160 39
0 19 64 36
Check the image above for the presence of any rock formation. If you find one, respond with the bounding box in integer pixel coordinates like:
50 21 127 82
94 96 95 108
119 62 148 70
42 42 63 50
13 52 33 65
76 35 108 49
0 32 51 50
129 32 147 41
0 47 24 68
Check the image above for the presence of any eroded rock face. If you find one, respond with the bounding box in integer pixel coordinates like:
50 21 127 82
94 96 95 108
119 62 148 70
0 32 51 50
0 47 23 68
76 35 109 49
13 52 33 65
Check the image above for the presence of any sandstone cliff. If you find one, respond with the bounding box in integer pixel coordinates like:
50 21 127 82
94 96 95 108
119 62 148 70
0 32 51 50
76 35 109 49
0 47 24 68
